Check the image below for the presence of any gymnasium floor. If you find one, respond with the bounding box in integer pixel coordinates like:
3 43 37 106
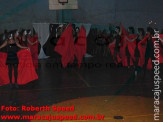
0 56 163 122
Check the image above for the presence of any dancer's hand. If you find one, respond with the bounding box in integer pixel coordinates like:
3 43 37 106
26 47 30 50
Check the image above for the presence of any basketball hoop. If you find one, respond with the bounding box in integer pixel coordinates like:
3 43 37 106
49 0 78 10
58 0 68 5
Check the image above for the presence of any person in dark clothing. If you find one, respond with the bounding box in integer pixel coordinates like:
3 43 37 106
134 28 145 76
0 31 29 88
19 29 28 46
74 27 80 44
135 28 145 58
143 27 154 70
136 29 144 57
113 26 121 64
95 31 106 55
126 27 135 68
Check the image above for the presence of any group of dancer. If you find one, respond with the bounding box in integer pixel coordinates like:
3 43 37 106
108 23 163 76
0 22 163 88
0 29 39 88
54 23 87 68
0 23 87 88
55 22 163 75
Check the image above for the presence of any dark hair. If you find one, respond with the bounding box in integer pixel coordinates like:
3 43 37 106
72 24 76 30
128 26 135 34
138 28 145 36
33 28 36 35
20 29 27 43
11 29 19 40
7 31 13 40
27 29 31 35
20 29 26 37
154 28 158 31
8 29 17 35
12 29 18 35
147 27 154 35
115 26 120 31
110 30 116 35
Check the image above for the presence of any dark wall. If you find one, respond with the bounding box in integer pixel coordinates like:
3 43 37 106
0 0 57 32
72 0 163 29
0 0 163 32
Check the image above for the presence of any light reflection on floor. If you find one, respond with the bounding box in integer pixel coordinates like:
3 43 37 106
31 96 163 122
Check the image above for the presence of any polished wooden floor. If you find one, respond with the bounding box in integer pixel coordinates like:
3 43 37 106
0 56 163 122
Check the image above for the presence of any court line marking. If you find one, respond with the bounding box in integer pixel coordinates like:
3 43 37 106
73 70 91 87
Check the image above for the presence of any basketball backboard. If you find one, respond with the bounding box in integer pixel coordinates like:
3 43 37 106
49 0 78 10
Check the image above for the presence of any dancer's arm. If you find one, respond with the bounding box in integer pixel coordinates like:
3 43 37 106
119 22 128 36
16 41 29 49
109 40 116 46
0 41 7 49
126 36 137 42
27 38 38 45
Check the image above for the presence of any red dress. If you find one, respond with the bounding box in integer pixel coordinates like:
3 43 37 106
27 35 39 69
120 36 129 66
120 25 133 66
54 24 75 67
74 26 87 67
0 49 38 86
126 34 137 61
120 26 138 66
108 40 121 64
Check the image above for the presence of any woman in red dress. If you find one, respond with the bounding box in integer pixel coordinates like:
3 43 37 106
124 27 138 68
27 30 39 69
0 30 38 88
108 26 122 65
0 31 29 88
19 30 36 46
19 30 27 46
119 24 129 67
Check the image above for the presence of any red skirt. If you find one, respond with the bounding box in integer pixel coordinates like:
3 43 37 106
27 38 39 69
120 42 134 67
0 49 38 86
127 40 136 61
108 44 121 64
